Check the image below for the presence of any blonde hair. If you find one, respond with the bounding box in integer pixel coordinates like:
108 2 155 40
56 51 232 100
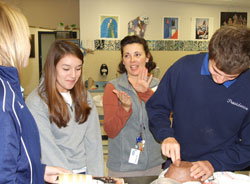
0 2 30 74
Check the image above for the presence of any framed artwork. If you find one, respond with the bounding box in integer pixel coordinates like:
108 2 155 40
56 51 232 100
191 17 213 40
128 16 149 38
163 17 179 39
220 12 247 27
100 15 119 39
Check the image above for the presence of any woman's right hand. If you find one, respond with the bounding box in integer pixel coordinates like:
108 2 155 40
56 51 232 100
128 67 152 93
162 137 181 163
113 89 132 112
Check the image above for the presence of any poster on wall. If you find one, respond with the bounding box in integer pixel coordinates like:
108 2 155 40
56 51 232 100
128 16 149 38
100 15 119 39
163 17 179 39
191 17 213 40
220 12 247 27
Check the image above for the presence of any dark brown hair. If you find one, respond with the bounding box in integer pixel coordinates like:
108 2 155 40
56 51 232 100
209 25 250 74
118 35 156 74
38 40 91 128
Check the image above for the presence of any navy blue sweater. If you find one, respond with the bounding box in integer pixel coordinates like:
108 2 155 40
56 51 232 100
146 53 250 171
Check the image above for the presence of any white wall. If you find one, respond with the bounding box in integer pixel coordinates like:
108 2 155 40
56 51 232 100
20 27 54 97
20 0 250 95
80 0 250 40
78 0 250 82
2 0 80 29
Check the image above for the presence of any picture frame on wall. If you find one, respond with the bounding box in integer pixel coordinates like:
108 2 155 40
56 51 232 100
128 16 149 38
100 15 119 39
191 17 213 40
220 12 247 27
162 17 179 39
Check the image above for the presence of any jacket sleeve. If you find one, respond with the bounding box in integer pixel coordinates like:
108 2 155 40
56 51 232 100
137 88 154 103
146 66 177 142
0 112 19 183
84 93 104 177
103 83 132 138
26 95 70 169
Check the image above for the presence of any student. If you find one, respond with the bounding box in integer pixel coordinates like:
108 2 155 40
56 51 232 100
26 40 104 177
0 2 69 183
146 25 250 181
103 35 165 177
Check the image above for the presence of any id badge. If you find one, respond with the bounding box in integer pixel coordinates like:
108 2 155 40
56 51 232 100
128 148 140 164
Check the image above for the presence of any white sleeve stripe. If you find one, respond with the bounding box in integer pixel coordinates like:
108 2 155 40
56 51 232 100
7 81 33 184
0 78 6 112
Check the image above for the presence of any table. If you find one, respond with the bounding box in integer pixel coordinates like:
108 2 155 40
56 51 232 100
121 171 250 184
123 176 158 184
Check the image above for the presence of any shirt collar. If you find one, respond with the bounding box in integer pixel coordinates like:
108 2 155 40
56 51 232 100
200 53 236 88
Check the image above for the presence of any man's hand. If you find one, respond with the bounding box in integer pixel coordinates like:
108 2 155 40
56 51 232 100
190 160 214 181
161 137 181 163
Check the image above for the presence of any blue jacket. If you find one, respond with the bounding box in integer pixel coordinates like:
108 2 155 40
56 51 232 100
146 53 250 171
0 66 45 183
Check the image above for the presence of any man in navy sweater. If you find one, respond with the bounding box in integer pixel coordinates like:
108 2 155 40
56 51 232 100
146 25 250 182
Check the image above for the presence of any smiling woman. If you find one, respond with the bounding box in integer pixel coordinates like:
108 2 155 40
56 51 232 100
55 54 83 93
25 40 104 177
103 35 165 177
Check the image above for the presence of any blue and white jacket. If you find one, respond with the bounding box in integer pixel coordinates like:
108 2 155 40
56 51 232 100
0 66 45 183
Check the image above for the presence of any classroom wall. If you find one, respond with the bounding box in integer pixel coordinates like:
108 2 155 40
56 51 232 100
79 0 250 82
13 0 250 96
1 0 80 29
20 27 54 97
82 50 199 82
80 0 250 40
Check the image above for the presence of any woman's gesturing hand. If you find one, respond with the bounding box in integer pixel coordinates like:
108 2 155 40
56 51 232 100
113 89 132 112
129 67 152 93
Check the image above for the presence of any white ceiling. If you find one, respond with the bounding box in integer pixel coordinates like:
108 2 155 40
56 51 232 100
164 0 250 8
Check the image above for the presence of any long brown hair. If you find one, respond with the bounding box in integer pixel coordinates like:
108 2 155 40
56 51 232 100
38 40 91 128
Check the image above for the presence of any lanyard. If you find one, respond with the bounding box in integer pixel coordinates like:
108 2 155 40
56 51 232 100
130 85 146 151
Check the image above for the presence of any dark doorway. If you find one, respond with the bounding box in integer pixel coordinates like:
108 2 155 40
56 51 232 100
38 31 56 78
